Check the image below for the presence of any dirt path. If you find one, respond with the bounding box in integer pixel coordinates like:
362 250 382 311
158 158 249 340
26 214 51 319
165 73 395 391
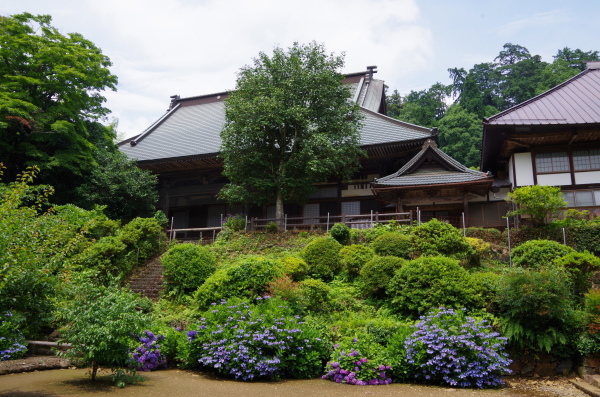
0 368 590 397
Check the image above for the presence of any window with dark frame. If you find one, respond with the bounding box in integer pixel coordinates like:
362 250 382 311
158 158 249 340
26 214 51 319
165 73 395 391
535 152 570 173
573 149 600 171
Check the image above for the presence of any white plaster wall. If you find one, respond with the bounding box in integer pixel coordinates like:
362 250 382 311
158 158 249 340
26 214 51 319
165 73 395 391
508 157 515 186
537 173 572 186
513 152 534 186
575 171 600 185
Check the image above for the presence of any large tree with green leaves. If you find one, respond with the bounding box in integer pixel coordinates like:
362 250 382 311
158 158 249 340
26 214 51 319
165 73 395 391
219 42 364 221
0 13 117 202
437 105 482 168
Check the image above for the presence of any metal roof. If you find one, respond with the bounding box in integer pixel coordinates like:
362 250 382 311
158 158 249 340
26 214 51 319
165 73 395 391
374 140 491 187
484 65 600 126
120 73 434 163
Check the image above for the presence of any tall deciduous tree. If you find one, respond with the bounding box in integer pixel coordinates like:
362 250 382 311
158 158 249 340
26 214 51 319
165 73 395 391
393 83 450 127
0 13 117 201
437 105 482 168
219 42 363 222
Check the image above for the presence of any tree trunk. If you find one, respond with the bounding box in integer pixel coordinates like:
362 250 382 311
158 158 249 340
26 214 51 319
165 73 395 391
275 190 284 231
91 361 98 381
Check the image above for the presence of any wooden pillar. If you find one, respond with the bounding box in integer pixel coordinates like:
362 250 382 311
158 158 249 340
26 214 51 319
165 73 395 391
463 195 469 227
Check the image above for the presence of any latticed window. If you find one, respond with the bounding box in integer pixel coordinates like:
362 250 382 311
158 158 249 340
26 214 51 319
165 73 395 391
573 149 600 171
563 190 600 207
535 152 570 173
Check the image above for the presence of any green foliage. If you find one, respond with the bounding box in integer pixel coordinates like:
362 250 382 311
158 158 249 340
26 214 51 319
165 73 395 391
265 222 279 233
495 267 577 353
219 42 363 220
392 82 451 127
299 237 343 281
359 256 406 298
383 323 415 381
338 244 375 279
409 218 474 261
329 222 350 245
572 223 600 256
298 278 330 313
511 239 574 270
194 257 285 310
56 282 151 384
222 213 247 232
506 185 567 226
75 150 158 220
578 290 600 355
466 227 505 246
0 311 27 360
437 104 482 168
161 243 217 293
280 256 309 281
369 232 412 259
388 256 482 317
351 220 409 244
553 251 600 301
0 13 118 202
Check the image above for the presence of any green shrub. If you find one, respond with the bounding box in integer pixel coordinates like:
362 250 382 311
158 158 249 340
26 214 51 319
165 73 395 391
359 256 406 298
194 257 284 309
465 227 504 246
387 256 482 317
577 289 600 355
299 237 343 281
409 218 474 261
572 223 600 256
511 239 574 269
222 213 246 232
327 280 367 313
72 236 127 278
299 278 330 313
0 311 27 360
384 323 415 381
495 267 578 353
339 244 375 279
265 222 278 233
471 271 502 310
161 243 217 293
553 251 600 301
370 232 412 259
329 223 350 245
359 220 409 244
280 256 309 281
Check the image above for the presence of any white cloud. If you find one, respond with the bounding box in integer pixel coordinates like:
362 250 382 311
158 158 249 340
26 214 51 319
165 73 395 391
497 9 569 37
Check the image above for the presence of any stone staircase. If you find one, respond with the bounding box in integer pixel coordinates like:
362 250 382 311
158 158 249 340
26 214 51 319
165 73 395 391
127 257 165 300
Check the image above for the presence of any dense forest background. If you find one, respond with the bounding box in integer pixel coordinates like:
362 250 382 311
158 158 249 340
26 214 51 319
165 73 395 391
386 43 600 168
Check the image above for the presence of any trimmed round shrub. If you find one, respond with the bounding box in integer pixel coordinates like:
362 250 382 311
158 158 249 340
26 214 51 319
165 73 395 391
465 237 491 267
388 256 482 317
194 257 285 309
370 232 412 259
512 239 574 269
409 218 474 260
359 256 406 298
329 222 350 245
554 251 600 300
339 244 376 278
161 243 217 293
300 237 343 281
299 278 330 313
495 267 577 353
280 256 309 281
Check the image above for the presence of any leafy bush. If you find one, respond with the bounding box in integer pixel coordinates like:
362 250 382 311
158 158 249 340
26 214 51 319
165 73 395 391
299 278 330 313
322 334 392 385
339 245 375 279
388 256 482 317
511 239 574 269
495 267 577 353
506 185 566 226
359 256 406 298
131 330 167 371
370 232 412 259
194 257 284 309
265 222 278 233
554 251 600 301
0 311 27 361
466 227 504 246
409 219 474 261
383 323 415 381
300 237 343 281
572 223 600 256
222 213 246 232
57 282 152 384
357 220 409 244
329 223 350 245
465 237 490 267
187 297 327 380
578 290 600 355
404 308 511 388
161 243 217 293
280 256 309 281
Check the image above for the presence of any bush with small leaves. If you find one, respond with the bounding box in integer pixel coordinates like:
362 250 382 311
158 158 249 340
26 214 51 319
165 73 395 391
359 256 406 298
553 251 600 302
0 311 27 361
280 256 309 281
300 237 343 281
329 223 350 245
161 243 217 293
511 239 574 270
409 219 474 261
388 256 483 317
339 245 376 279
370 232 412 259
299 278 330 313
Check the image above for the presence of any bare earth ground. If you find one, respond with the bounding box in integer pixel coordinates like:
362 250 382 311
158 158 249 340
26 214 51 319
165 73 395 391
0 357 589 397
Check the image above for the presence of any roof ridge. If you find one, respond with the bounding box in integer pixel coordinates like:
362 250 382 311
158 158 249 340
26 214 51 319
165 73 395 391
484 68 592 123
360 107 435 135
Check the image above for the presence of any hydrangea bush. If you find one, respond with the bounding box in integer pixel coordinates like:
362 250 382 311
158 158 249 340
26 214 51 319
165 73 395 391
405 308 511 388
187 296 327 380
131 330 167 371
322 336 392 386
0 312 27 361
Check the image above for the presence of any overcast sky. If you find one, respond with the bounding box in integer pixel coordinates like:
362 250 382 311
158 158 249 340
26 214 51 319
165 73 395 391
3 0 599 138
